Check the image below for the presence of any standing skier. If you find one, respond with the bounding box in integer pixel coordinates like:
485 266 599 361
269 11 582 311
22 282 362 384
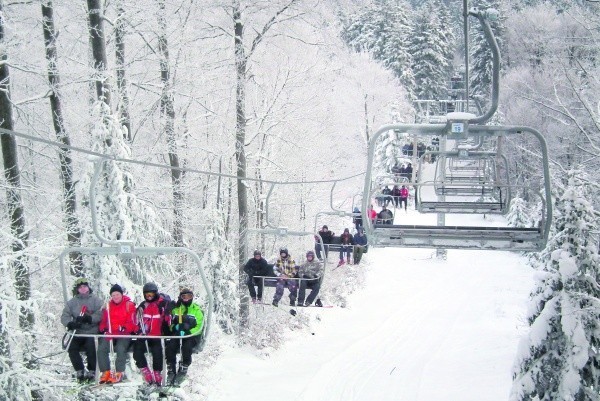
60 277 103 383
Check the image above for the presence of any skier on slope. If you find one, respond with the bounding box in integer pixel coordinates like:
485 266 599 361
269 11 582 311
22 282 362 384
60 277 103 383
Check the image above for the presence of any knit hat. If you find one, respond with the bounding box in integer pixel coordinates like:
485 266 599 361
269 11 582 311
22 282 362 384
253 250 261 256
109 284 124 295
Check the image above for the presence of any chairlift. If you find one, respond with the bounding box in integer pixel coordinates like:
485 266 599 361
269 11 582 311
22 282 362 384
362 121 552 252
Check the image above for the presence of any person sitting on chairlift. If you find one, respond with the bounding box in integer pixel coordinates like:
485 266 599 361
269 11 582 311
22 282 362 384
297 250 323 307
272 248 298 307
165 287 204 386
378 205 394 225
338 228 354 267
61 277 103 383
315 225 334 260
244 250 273 303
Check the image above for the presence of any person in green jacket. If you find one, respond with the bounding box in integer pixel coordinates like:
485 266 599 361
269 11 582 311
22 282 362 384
165 287 204 385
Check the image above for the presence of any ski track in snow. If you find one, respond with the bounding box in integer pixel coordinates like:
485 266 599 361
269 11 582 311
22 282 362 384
204 240 534 401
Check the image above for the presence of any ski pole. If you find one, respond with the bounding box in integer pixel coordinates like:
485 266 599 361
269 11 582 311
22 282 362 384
63 305 88 350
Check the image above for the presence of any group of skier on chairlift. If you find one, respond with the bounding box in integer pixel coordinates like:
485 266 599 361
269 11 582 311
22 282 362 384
244 248 324 308
61 278 204 387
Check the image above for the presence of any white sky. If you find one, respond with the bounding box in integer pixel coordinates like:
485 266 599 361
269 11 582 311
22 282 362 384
198 213 535 401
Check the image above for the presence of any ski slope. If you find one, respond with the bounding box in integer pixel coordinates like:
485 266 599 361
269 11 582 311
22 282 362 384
202 230 534 401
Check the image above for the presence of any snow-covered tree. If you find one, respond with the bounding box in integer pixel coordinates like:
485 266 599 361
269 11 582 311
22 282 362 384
507 196 534 228
511 170 600 401
409 3 453 103
341 0 415 96
77 102 173 296
470 0 506 105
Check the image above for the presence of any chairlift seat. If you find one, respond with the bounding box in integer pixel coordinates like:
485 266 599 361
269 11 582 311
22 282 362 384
371 224 543 251
418 200 505 214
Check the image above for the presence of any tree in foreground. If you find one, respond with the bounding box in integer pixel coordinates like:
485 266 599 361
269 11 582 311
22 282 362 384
511 170 600 401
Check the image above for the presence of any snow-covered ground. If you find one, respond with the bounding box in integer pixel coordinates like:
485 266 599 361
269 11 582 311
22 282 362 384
201 219 535 401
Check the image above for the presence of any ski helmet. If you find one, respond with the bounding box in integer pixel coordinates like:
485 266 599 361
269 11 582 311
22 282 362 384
72 277 91 295
253 250 262 256
143 282 158 293
306 250 315 259
279 247 288 256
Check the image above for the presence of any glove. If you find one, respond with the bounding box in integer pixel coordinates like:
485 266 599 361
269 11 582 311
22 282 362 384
181 323 191 332
76 315 92 324
183 315 197 328
67 321 81 331
118 325 125 333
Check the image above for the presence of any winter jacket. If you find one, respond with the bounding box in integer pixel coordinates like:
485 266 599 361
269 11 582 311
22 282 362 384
378 209 394 223
340 232 354 245
354 233 368 246
137 296 172 336
317 229 334 244
368 208 377 222
400 187 409 198
273 256 298 278
243 257 273 278
99 295 138 336
382 187 392 196
298 260 323 280
61 293 104 334
169 302 204 337
352 208 362 226
392 186 401 197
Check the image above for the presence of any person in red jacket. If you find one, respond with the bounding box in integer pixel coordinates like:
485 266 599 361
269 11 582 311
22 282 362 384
399 185 409 211
134 282 172 386
368 204 377 224
97 284 138 384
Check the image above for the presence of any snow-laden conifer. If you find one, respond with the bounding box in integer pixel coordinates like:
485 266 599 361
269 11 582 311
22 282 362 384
77 101 173 297
511 170 600 401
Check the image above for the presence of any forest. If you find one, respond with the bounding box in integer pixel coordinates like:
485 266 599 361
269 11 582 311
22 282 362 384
0 0 599 399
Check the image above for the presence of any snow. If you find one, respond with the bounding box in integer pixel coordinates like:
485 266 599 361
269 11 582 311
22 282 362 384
202 236 535 401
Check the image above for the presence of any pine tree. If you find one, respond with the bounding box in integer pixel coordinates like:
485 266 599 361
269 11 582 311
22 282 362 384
409 3 452 103
342 0 415 96
77 101 174 294
469 0 506 104
506 196 534 228
196 208 238 334
511 170 600 401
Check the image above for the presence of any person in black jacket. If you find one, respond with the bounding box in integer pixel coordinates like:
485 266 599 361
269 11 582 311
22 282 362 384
315 225 334 260
244 250 273 303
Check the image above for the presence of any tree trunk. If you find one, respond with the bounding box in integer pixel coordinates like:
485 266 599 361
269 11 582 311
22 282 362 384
86 0 111 108
115 2 132 142
0 3 39 399
158 0 184 250
41 1 83 276
233 0 250 328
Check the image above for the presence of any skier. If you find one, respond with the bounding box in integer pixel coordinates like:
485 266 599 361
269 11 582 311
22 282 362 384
244 250 273 303
134 282 172 386
165 287 204 385
297 251 323 307
60 277 103 383
377 206 394 225
98 284 138 384
272 248 298 307
338 228 354 266
353 228 368 265
315 225 334 260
